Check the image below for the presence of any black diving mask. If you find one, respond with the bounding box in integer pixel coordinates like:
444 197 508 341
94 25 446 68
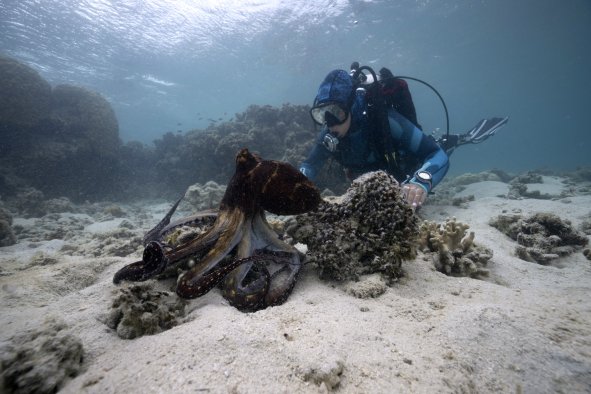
310 102 349 126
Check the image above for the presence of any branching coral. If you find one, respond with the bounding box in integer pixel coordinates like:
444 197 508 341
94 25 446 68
418 217 492 278
288 171 418 282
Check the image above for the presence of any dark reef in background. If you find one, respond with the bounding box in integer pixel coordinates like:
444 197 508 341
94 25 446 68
149 104 340 193
0 54 347 205
0 54 122 201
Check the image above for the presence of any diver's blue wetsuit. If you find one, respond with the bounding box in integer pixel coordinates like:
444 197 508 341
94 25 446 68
300 93 449 193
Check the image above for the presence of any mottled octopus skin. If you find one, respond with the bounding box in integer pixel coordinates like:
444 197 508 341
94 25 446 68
113 148 320 311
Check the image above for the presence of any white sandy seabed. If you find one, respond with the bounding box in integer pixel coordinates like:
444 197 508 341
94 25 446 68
1 175 590 394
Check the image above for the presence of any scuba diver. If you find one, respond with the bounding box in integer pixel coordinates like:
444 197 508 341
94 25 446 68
299 63 508 210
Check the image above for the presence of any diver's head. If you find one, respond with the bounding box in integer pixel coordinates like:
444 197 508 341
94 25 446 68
310 69 354 130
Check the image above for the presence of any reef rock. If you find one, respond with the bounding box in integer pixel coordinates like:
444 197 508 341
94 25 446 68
150 104 349 195
184 181 226 211
449 171 503 186
418 218 492 278
0 317 84 394
489 212 589 264
0 55 52 133
50 84 120 156
19 84 123 200
0 55 124 201
10 187 47 218
151 104 318 191
579 216 591 235
0 206 17 247
289 171 418 282
507 171 554 200
104 281 187 339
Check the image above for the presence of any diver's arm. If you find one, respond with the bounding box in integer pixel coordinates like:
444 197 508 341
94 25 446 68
388 110 449 192
299 130 332 181
411 149 449 190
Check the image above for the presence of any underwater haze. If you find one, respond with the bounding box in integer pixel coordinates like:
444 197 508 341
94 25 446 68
1 0 590 174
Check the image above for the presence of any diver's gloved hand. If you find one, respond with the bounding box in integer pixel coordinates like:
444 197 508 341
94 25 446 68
401 182 428 211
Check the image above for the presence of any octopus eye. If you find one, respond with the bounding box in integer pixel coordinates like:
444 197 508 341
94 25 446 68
257 162 321 215
235 148 260 170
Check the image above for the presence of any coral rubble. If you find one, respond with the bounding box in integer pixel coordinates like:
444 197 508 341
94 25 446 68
289 171 418 282
489 212 589 264
297 356 345 390
0 317 84 394
418 217 492 278
507 171 554 200
343 274 388 299
104 281 187 339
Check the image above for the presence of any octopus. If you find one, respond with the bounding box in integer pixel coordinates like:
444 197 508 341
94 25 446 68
113 148 321 311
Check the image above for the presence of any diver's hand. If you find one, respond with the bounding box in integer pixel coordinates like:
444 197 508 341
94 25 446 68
401 183 428 210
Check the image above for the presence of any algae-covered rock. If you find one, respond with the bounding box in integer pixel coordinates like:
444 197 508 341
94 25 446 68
105 281 187 339
0 317 84 394
490 212 589 264
418 217 492 278
289 171 418 282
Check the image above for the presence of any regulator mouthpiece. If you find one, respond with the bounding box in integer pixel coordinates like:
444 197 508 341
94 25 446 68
322 133 339 152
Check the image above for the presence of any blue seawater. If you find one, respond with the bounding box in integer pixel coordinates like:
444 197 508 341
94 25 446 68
1 0 590 173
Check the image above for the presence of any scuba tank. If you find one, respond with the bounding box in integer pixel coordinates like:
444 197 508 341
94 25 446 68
349 61 450 140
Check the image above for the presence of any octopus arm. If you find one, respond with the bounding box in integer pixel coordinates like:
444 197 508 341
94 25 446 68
157 210 218 243
175 209 246 298
112 240 169 283
254 212 302 307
